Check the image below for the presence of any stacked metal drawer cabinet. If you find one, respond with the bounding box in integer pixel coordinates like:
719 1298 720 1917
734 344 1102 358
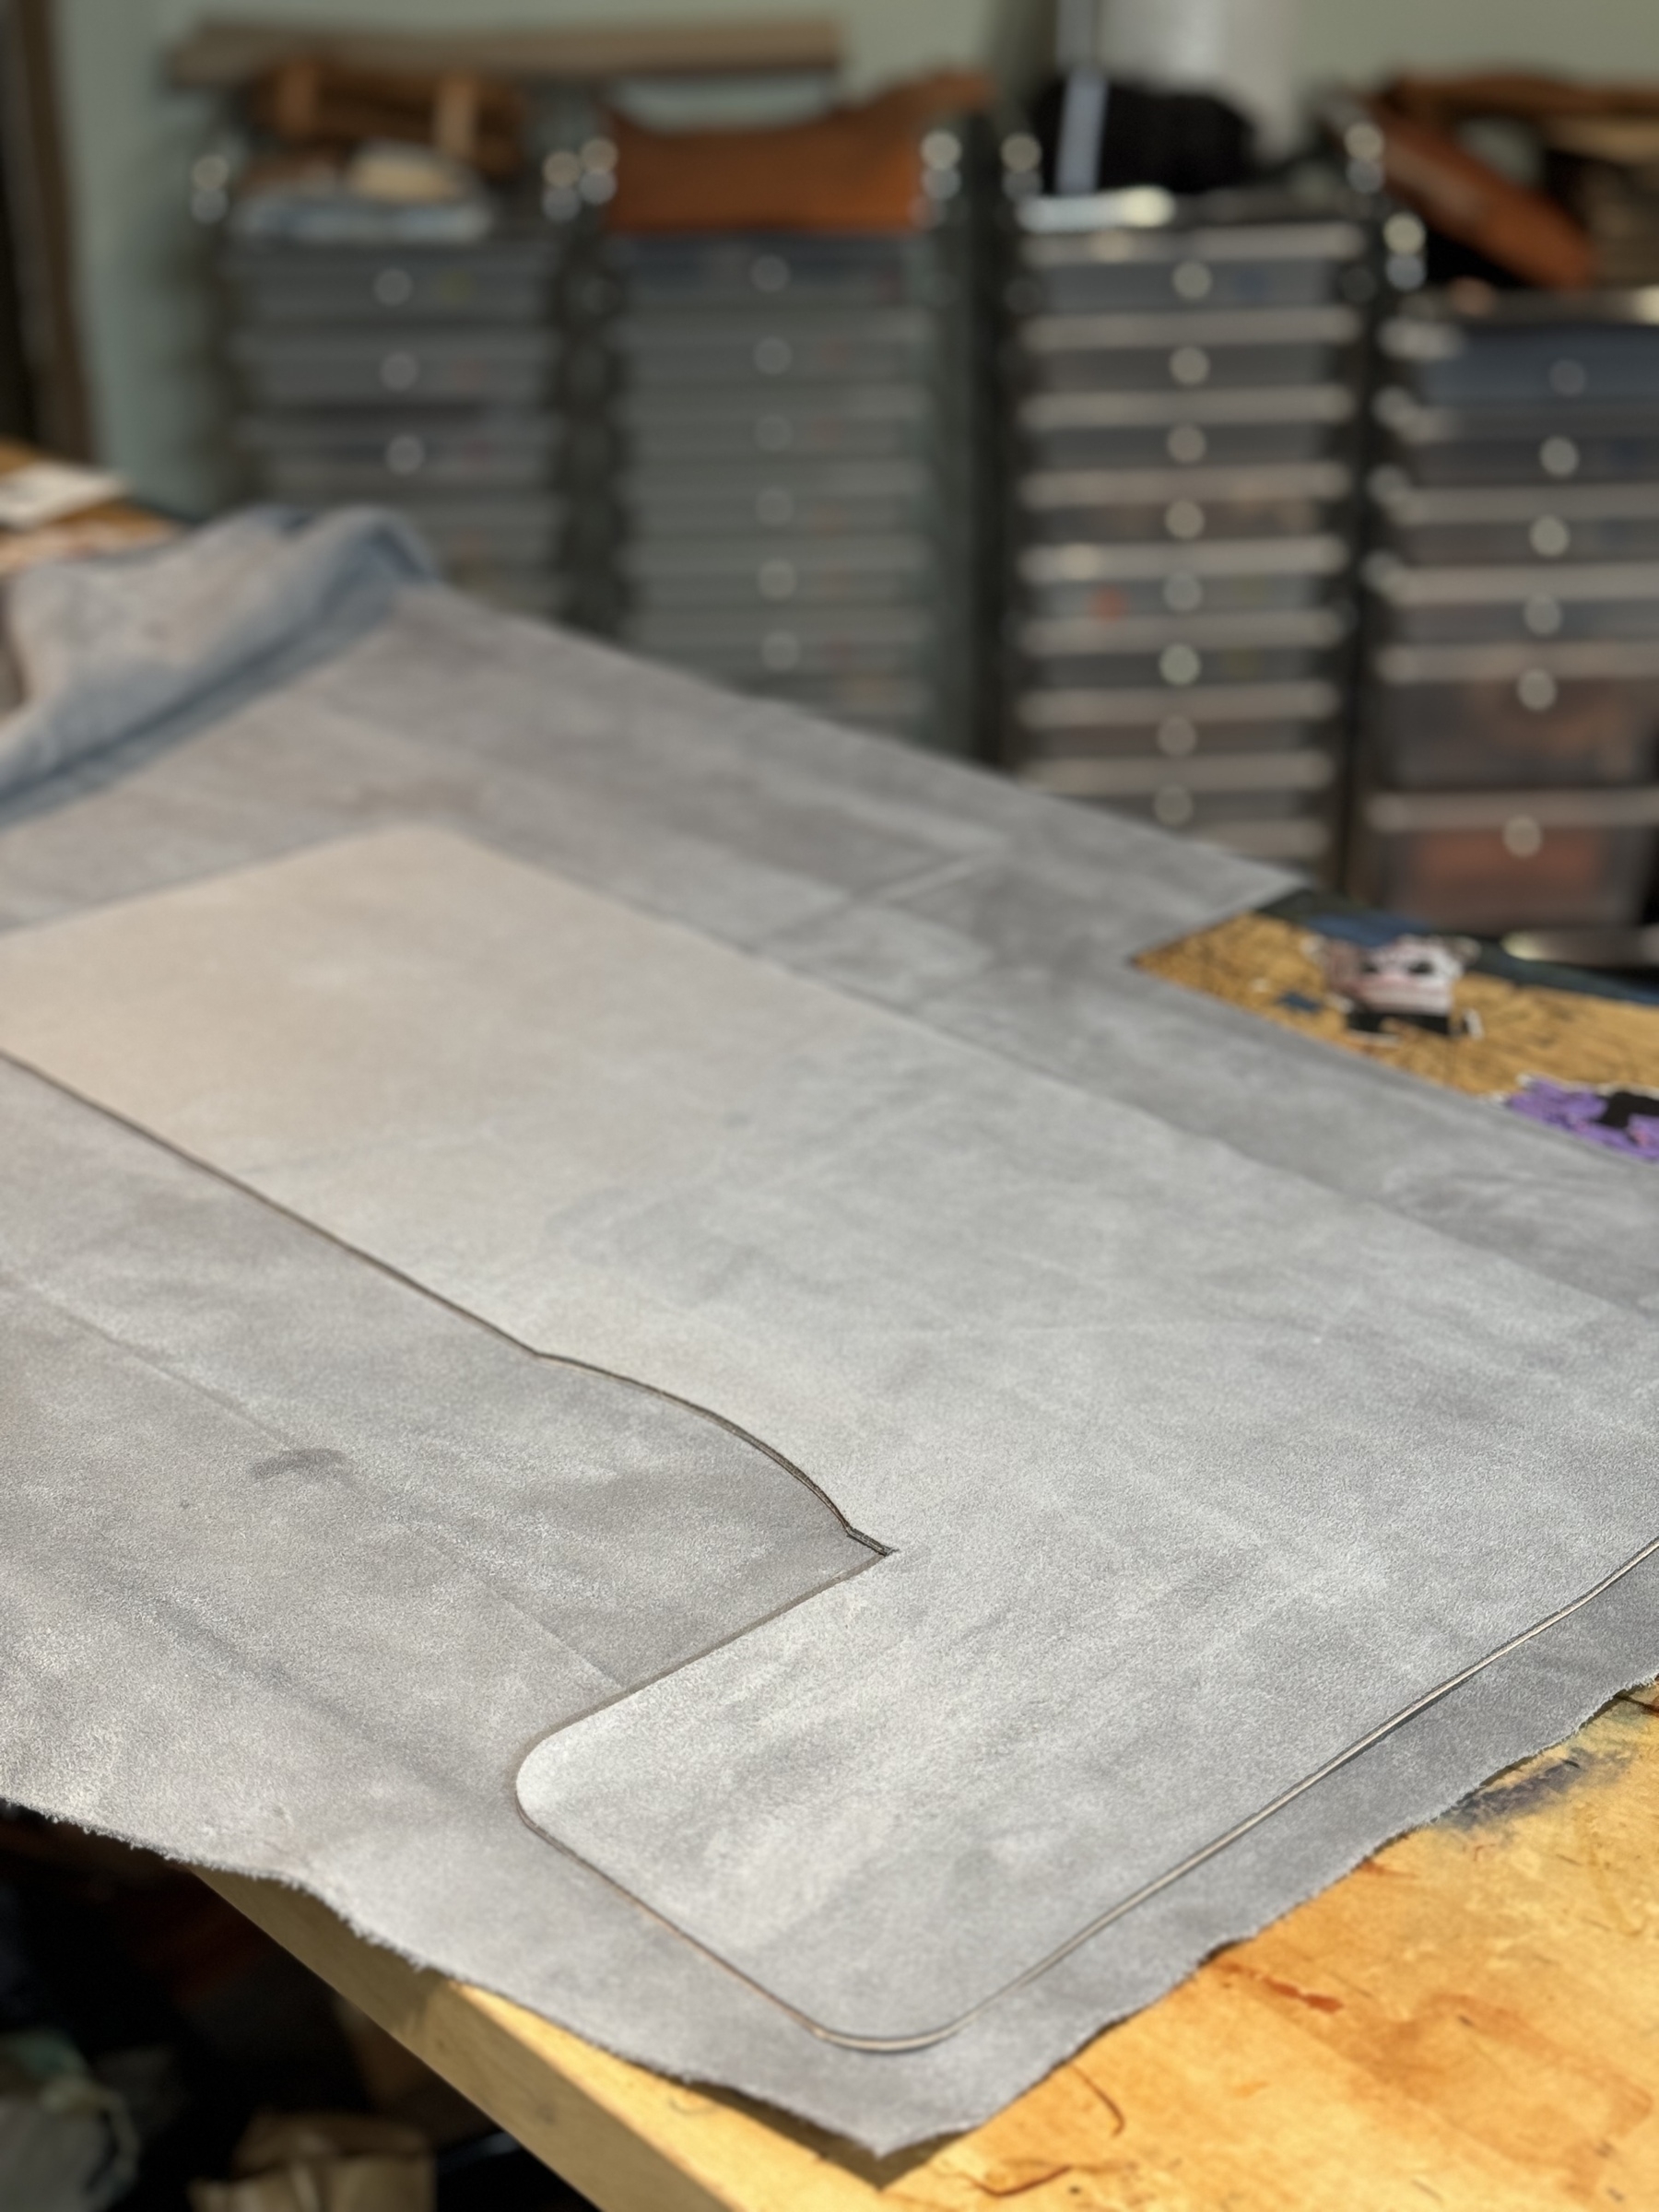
1004 187 1375 871
222 222 579 622
1363 293 1659 947
599 135 988 756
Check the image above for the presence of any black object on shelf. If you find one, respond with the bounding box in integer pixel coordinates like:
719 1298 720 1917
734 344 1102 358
1030 76 1255 200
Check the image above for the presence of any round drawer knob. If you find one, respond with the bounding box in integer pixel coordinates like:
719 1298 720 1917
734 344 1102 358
1159 643 1203 687
1172 260 1213 301
1167 424 1207 465
1164 500 1206 540
760 629 801 671
373 266 414 308
380 351 420 392
754 335 794 375
1517 668 1559 712
1530 514 1571 558
1170 345 1210 387
384 434 427 475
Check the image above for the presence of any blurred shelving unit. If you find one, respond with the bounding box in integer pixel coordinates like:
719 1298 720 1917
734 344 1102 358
198 62 601 628
221 219 585 626
1359 290 1659 957
1000 163 1378 876
182 23 854 640
592 84 997 759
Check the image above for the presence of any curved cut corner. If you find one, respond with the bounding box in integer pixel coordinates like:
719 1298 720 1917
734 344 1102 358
511 1735 979 2054
512 1532 1659 2059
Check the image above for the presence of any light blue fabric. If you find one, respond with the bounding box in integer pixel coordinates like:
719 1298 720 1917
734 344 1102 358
0 506 433 806
0 512 1655 2154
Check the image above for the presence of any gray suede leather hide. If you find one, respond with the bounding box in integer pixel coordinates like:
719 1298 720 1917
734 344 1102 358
1 509 1656 2153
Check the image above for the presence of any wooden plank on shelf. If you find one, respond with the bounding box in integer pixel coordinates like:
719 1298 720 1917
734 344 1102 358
170 16 843 90
201 1682 1659 2212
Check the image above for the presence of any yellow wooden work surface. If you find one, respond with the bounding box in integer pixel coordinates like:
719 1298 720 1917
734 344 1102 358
1138 907 1659 1112
0 438 174 566
202 1682 1659 2212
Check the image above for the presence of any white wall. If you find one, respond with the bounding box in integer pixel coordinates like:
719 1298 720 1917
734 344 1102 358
52 0 1659 512
1299 0 1657 85
147 0 1003 96
56 0 219 507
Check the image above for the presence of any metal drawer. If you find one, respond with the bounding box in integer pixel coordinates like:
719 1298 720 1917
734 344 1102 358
1370 559 1659 646
1020 382 1356 471
1371 478 1659 568
1020 603 1348 693
1018 747 1335 798
623 603 938 681
231 327 560 407
1382 311 1659 407
1360 786 1659 931
616 308 938 389
1377 389 1659 488
1016 219 1365 316
607 233 949 310
222 240 562 326
1018 305 1360 394
1370 640 1659 790
1020 534 1346 620
236 409 563 496
1017 459 1354 544
618 384 938 465
619 459 936 539
622 533 939 611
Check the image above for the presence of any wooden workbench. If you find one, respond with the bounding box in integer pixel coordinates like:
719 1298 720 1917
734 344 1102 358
0 440 173 572
203 1679 1659 2212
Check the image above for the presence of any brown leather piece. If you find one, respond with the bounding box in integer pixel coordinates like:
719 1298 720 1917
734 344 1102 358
250 60 526 178
1384 73 1659 129
606 70 992 236
1360 95 1596 290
